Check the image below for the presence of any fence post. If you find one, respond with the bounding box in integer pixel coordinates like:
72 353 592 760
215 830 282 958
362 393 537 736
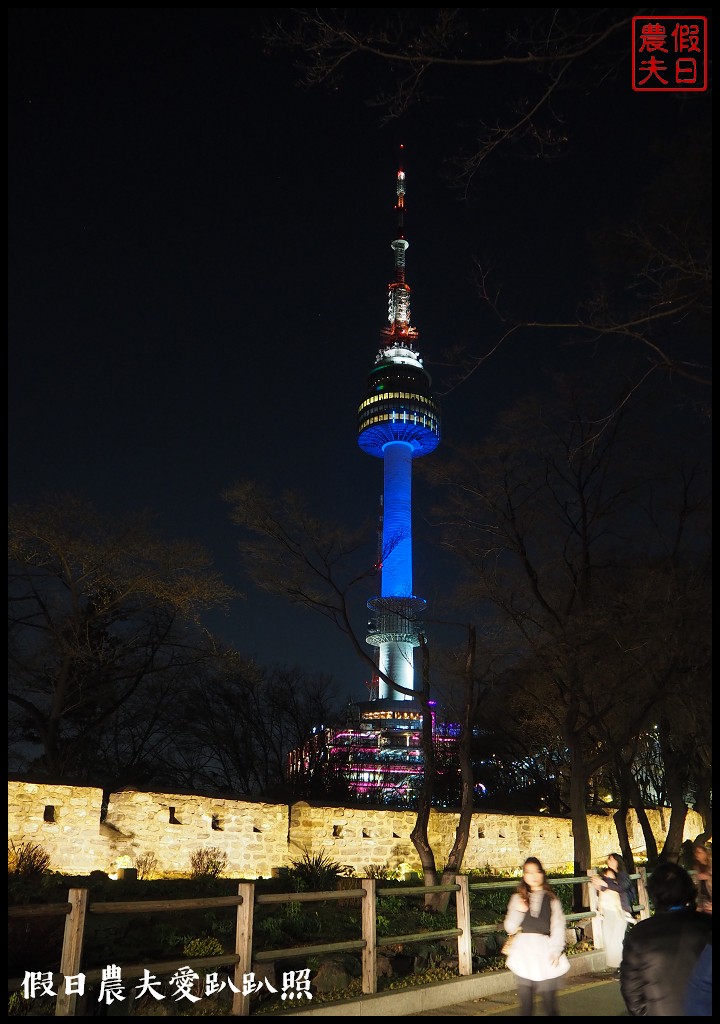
360 878 377 995
232 882 254 1017
635 867 650 920
585 871 604 951
454 875 473 976
55 888 88 1017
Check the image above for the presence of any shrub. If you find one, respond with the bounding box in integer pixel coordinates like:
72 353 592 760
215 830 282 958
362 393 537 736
135 851 159 880
419 909 456 931
183 935 225 959
288 848 351 891
8 991 33 1016
8 841 51 878
255 915 286 940
189 847 228 879
284 899 302 919
363 864 397 879
467 864 517 881
376 913 391 935
377 894 404 915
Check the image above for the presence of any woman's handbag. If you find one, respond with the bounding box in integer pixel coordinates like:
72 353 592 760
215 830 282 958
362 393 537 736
501 929 521 955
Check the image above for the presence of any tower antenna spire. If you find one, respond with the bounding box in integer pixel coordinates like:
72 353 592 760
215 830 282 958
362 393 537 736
396 142 405 242
387 144 414 339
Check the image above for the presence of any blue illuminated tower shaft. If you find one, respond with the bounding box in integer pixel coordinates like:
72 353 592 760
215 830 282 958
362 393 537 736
357 157 441 700
378 440 416 695
382 441 412 599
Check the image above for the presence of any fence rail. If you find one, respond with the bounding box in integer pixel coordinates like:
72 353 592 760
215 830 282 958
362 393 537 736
8 869 649 1016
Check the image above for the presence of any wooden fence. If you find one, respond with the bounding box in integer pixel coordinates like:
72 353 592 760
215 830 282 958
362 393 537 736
8 869 649 1016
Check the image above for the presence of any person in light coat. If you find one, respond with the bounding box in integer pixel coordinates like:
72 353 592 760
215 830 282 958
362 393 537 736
595 867 630 972
503 856 570 1016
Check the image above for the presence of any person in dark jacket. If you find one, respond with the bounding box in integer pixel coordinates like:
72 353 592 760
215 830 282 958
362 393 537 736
620 862 713 1016
607 852 637 915
683 941 712 1016
593 852 636 916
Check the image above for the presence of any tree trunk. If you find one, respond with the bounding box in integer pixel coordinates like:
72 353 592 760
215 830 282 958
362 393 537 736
568 745 592 911
692 765 712 842
613 804 635 875
657 718 690 863
627 771 658 867
424 626 478 913
410 637 440 895
612 756 639 874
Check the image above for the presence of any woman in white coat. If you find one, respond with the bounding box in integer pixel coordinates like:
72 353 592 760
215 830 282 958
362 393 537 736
594 867 629 973
503 856 570 1016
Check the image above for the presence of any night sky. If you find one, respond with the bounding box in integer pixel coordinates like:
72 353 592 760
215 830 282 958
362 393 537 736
8 9 711 703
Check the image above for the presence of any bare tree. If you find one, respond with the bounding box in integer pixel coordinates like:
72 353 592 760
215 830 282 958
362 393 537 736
261 9 711 402
262 9 635 174
8 493 236 780
455 124 712 410
424 370 711 886
167 657 343 798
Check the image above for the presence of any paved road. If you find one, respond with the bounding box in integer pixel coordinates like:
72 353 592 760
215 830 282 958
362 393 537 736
409 971 629 1016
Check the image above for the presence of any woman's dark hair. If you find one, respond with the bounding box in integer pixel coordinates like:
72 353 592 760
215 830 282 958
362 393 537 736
693 843 712 866
517 856 555 898
607 852 627 873
647 862 697 912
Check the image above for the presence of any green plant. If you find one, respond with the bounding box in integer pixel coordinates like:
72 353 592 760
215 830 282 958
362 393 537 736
8 841 51 878
182 935 224 958
376 894 405 915
255 916 286 940
468 863 512 880
209 915 234 938
7 990 57 1017
189 847 228 879
155 922 187 949
288 848 350 890
284 899 302 920
419 909 456 931
376 913 391 935
8 993 29 1016
470 886 518 919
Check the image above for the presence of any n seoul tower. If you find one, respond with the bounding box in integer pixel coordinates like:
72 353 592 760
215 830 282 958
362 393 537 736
358 149 441 702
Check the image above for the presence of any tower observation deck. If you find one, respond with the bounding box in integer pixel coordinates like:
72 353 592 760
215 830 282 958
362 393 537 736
357 152 441 701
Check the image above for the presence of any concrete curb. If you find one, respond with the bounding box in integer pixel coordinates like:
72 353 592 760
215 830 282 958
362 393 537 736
272 951 608 1016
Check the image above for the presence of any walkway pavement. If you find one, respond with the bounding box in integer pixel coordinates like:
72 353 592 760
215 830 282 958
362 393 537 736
408 971 628 1016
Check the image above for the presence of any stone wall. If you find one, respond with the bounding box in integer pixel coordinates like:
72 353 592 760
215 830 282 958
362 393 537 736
104 789 289 878
288 801 702 876
8 781 703 879
8 781 105 876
